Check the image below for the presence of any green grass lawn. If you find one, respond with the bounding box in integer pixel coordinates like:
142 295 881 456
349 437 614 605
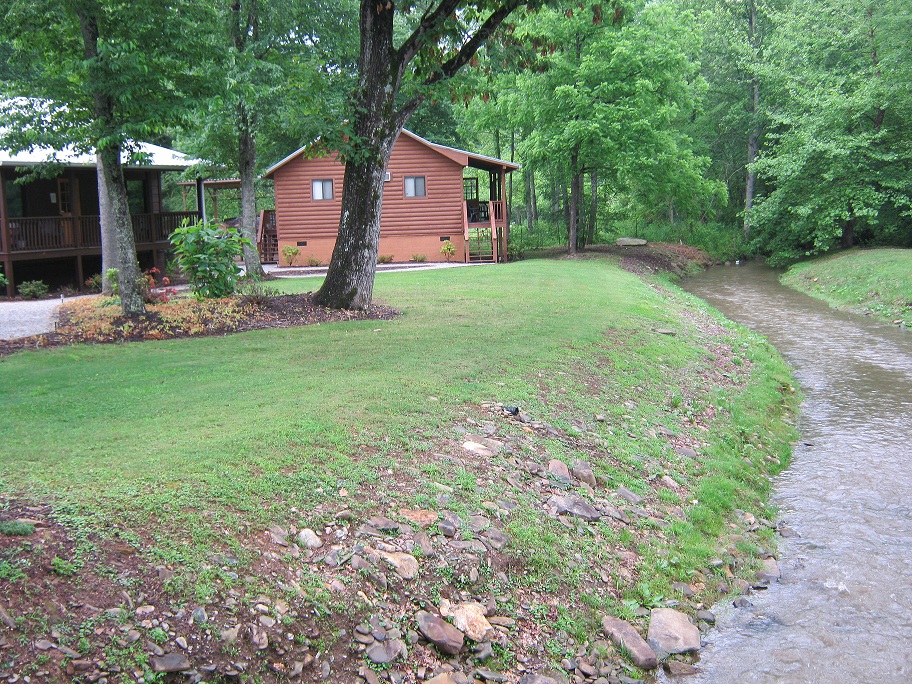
781 248 912 326
0 257 798 678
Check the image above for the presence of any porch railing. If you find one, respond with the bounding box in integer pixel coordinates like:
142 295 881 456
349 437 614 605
5 212 198 253
466 200 506 226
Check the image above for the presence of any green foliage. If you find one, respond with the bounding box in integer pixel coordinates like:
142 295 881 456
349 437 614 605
169 220 248 299
51 556 77 577
439 240 457 261
17 280 49 300
84 274 103 293
280 245 300 267
410 254 427 263
377 254 394 264
0 269 8 289
0 521 34 536
106 269 120 296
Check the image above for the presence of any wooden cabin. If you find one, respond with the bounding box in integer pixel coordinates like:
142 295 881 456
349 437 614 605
264 130 519 265
0 143 199 296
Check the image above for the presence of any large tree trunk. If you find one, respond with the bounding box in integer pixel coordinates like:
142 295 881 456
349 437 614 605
587 170 598 246
567 149 581 255
524 168 534 235
98 144 145 314
238 104 265 278
315 3 399 310
96 153 117 295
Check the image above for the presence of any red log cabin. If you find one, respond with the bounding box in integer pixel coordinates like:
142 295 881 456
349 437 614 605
264 130 519 264
0 143 199 296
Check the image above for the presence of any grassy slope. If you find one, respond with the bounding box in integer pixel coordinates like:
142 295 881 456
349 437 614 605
0 258 797 680
781 248 912 326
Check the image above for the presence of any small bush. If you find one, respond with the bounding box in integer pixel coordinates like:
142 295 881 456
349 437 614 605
0 270 8 289
17 280 49 299
304 255 322 267
280 245 300 267
106 268 120 296
51 556 77 577
236 278 277 308
411 253 427 263
0 521 34 536
170 220 248 299
378 254 394 264
440 240 456 262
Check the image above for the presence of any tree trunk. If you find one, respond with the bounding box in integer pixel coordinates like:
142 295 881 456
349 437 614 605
78 6 143 314
315 3 399 310
531 172 538 221
568 149 580 255
524 168 534 235
587 170 597 246
96 153 117 295
238 103 265 278
98 144 145 314
508 129 515 220
841 216 856 248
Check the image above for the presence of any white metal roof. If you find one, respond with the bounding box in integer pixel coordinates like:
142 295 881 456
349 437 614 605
0 141 197 171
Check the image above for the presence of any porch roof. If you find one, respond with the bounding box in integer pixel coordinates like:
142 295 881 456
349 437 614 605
0 142 196 171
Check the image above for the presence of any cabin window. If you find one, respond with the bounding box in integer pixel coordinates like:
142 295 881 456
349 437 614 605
312 179 334 200
404 176 426 198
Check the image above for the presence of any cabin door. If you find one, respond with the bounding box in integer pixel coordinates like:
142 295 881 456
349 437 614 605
56 177 76 245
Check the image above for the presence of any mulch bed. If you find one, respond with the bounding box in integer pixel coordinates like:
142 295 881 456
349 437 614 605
0 293 399 358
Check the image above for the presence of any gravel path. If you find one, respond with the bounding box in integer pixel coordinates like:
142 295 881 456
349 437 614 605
0 298 65 340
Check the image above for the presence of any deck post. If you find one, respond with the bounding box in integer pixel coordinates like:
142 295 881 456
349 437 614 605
195 177 206 223
489 201 498 264
0 170 12 296
500 167 509 263
462 200 470 263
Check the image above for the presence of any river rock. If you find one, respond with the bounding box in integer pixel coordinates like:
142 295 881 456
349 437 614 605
375 550 419 579
463 441 494 458
298 528 323 549
548 459 571 483
548 494 601 521
151 653 191 673
647 608 701 654
664 660 701 676
758 557 781 582
603 616 657 669
366 638 406 664
571 460 597 487
616 237 648 246
415 610 464 655
441 601 493 642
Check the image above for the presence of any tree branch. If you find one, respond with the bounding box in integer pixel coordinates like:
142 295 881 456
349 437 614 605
396 0 463 77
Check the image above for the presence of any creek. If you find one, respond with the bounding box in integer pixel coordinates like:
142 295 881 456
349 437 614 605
673 262 912 683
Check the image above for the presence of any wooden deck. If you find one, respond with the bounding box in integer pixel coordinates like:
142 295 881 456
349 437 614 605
1 212 197 257
463 200 507 263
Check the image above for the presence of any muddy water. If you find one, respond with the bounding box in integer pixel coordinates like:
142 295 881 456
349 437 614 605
677 262 912 683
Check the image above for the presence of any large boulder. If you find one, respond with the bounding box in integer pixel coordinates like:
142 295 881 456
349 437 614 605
602 616 658 669
415 610 465 655
647 608 701 655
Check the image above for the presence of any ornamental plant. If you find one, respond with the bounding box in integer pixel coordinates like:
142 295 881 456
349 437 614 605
170 220 249 299
440 240 456 262
280 245 300 267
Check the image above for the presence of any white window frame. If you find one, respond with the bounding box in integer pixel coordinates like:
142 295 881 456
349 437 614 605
312 179 334 200
404 176 426 198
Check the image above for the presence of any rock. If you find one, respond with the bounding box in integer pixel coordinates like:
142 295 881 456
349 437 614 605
366 638 406 664
482 527 510 550
175 636 188 650
367 516 399 531
415 611 464 655
399 509 438 527
34 639 55 650
463 441 494 458
375 550 419 579
660 475 680 490
664 661 700 677
672 582 694 597
151 653 191 673
733 597 753 608
469 515 491 533
442 602 493 642
220 626 240 644
251 627 269 650
425 674 458 684
548 495 601 521
474 669 508 682
656 329 677 336
298 529 323 549
675 446 698 459
548 459 571 483
616 237 647 246
616 486 643 505
647 609 701 655
414 530 437 557
439 519 459 538
0 604 15 629
473 641 494 662
696 610 716 625
601 616 658 670
259 615 276 628
758 557 781 582
268 525 289 546
571 460 597 487
518 676 561 684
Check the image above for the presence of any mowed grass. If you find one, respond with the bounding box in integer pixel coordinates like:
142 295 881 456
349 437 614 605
0 258 796 597
781 248 912 326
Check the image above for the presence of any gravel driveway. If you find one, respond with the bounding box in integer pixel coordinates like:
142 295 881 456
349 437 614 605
0 298 66 340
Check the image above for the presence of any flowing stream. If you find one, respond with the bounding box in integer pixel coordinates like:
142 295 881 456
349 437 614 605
673 262 912 683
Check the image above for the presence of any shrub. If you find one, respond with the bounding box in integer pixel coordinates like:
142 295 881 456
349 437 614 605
170 219 248 299
440 240 456 262
411 253 427 263
280 245 300 267
236 278 277 308
106 268 120 296
0 269 8 289
17 280 49 299
304 255 322 267
84 273 103 292
378 254 394 264
0 521 34 536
